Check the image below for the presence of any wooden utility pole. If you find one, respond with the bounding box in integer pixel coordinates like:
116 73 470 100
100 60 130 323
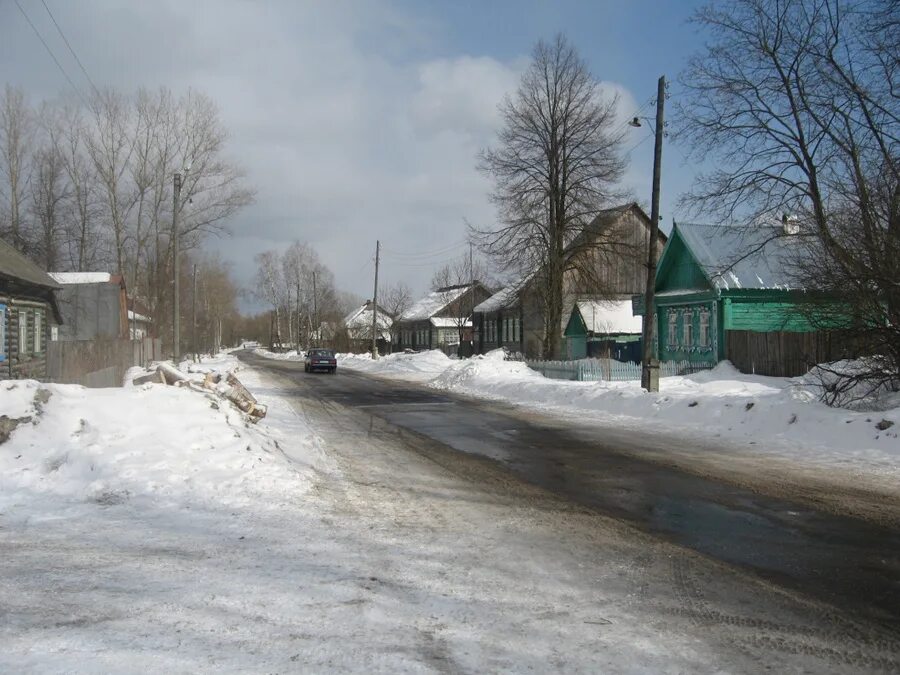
469 241 474 356
172 171 182 362
312 270 318 347
641 75 666 392
371 240 380 359
191 263 197 361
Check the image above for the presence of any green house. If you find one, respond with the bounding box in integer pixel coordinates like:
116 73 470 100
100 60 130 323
564 299 643 361
633 222 827 372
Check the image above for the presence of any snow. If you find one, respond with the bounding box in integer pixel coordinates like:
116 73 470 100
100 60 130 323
575 299 642 334
430 317 471 328
127 309 151 322
338 350 900 484
252 347 304 360
400 285 471 321
48 272 113 284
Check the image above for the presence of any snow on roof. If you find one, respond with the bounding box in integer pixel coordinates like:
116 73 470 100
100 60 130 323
430 317 472 328
675 223 811 291
400 285 472 321
127 309 152 323
576 299 643 335
474 285 519 313
49 272 113 285
343 303 392 330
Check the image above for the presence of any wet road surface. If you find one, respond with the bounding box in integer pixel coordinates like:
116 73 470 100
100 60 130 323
241 352 900 633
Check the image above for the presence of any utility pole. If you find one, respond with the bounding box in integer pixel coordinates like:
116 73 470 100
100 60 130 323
191 263 197 361
172 171 182 362
371 240 380 359
312 270 318 347
469 241 474 356
640 75 666 392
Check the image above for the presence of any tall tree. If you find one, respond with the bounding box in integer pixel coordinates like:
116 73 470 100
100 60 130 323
677 0 900 396
477 35 626 358
0 85 34 250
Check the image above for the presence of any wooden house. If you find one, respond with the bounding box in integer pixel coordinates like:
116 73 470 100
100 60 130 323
474 203 666 359
394 282 492 353
48 272 129 341
633 222 838 376
563 298 643 361
342 300 392 353
0 237 62 380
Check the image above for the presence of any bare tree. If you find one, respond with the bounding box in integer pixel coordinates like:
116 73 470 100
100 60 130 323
476 34 627 359
30 105 70 270
253 250 286 347
0 85 34 251
382 281 412 350
430 256 491 349
677 0 900 397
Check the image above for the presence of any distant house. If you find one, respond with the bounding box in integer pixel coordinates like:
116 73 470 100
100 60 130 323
394 282 492 353
633 221 843 376
342 300 392 353
48 272 129 341
474 203 666 359
0 237 62 380
128 298 155 340
563 298 642 361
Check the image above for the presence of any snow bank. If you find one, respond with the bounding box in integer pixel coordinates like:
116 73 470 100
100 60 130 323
339 350 900 477
0 353 322 511
252 347 304 361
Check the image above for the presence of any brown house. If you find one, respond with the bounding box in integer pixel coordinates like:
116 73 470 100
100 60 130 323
0 237 62 381
394 282 492 353
474 203 667 359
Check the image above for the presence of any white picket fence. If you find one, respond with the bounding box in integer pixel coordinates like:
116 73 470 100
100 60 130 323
524 358 714 382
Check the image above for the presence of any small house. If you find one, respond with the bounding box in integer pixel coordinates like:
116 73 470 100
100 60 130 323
474 282 527 355
48 272 129 341
0 237 62 380
563 298 643 361
394 282 492 353
633 222 837 376
342 300 392 353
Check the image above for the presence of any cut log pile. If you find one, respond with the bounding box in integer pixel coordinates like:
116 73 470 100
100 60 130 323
131 363 267 421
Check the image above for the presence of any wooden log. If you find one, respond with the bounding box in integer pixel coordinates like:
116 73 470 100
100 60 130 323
157 362 189 385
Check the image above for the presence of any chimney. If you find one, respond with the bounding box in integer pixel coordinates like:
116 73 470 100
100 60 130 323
782 213 800 235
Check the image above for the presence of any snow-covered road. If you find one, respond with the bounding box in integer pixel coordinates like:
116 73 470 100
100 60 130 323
1 353 897 673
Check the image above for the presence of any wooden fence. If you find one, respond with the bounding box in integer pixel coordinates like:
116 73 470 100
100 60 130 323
526 358 713 382
47 337 162 387
724 330 862 377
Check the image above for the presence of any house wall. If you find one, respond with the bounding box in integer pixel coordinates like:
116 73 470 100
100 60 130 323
655 299 722 366
1 295 52 381
55 283 125 341
723 297 819 332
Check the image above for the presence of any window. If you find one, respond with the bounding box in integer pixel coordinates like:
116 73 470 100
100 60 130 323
698 309 710 347
667 310 677 347
0 303 6 362
513 317 520 343
682 309 694 346
33 309 42 353
18 309 28 357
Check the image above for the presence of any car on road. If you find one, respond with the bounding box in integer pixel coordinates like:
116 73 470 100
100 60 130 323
305 348 337 373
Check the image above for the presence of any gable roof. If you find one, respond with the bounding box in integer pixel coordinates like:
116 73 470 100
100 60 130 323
0 238 61 290
401 283 483 321
567 202 668 251
669 223 809 292
343 302 392 340
573 299 643 335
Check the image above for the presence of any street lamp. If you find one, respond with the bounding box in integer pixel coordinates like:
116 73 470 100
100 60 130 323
633 76 666 393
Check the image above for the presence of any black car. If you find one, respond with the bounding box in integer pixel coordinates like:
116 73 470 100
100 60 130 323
304 348 337 373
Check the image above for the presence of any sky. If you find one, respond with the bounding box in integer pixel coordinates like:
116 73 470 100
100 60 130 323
0 0 707 308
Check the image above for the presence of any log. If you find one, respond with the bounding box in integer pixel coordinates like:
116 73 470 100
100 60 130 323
157 362 190 386
222 373 267 419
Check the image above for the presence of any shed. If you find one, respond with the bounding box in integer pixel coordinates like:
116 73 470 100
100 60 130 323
0 237 62 380
564 298 643 361
48 272 128 341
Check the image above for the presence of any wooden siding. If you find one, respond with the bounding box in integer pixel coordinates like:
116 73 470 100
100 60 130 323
725 330 865 377
655 233 710 292
1 296 52 381
723 298 818 332
655 299 721 365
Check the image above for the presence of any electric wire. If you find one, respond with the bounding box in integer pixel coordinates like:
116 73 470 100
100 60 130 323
14 0 90 108
40 0 101 97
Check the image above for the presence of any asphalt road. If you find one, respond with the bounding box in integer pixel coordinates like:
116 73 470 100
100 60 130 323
240 351 900 643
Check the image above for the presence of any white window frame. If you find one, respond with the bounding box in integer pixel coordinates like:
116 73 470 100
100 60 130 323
0 303 6 362
667 310 677 347
698 308 710 348
33 309 42 353
682 309 694 347
18 309 28 357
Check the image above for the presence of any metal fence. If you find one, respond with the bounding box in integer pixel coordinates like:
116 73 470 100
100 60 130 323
524 357 714 382
47 337 162 387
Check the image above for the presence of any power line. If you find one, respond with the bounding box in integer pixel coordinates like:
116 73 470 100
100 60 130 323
40 0 101 97
380 238 470 260
14 0 90 108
